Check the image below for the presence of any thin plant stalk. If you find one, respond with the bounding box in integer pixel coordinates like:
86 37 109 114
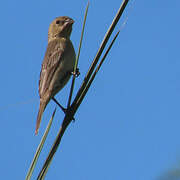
67 1 89 108
37 2 89 179
76 31 120 109
37 115 71 180
76 15 128 108
25 108 56 180
71 0 129 109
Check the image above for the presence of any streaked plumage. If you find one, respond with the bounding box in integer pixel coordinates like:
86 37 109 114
36 16 76 134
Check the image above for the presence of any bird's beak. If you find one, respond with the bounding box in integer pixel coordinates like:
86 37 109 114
69 19 74 25
65 18 74 25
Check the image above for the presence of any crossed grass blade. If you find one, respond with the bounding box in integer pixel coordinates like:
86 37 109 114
25 108 56 180
37 0 129 179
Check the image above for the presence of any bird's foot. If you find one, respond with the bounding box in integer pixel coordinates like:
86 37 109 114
70 68 80 77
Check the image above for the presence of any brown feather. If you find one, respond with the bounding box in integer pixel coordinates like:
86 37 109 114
35 99 49 135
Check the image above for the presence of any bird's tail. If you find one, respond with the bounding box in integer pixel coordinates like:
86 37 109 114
35 100 48 135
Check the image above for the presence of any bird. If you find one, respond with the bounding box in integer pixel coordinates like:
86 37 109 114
35 16 76 135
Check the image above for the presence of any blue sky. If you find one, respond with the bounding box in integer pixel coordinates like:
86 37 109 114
1 0 180 179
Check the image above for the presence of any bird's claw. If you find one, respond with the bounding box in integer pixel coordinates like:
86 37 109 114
71 68 80 77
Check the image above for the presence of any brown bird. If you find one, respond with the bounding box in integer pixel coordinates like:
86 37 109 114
36 16 76 134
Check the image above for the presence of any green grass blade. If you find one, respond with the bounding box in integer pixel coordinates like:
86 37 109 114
67 1 89 108
25 108 56 180
76 31 120 109
71 0 129 109
37 119 70 180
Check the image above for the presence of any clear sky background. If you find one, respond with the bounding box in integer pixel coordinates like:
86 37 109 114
1 0 180 179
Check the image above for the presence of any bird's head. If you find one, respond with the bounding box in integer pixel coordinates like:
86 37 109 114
48 16 74 42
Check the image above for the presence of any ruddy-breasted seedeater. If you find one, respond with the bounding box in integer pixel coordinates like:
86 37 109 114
36 16 76 134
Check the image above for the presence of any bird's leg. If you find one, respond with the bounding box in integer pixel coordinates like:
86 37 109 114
70 68 80 77
52 97 75 121
52 97 66 113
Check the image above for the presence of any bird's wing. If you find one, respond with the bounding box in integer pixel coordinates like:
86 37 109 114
39 39 66 98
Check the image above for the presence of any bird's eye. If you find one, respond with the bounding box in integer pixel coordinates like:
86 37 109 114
56 20 60 24
56 20 63 25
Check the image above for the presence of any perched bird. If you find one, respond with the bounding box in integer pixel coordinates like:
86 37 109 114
36 16 76 134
